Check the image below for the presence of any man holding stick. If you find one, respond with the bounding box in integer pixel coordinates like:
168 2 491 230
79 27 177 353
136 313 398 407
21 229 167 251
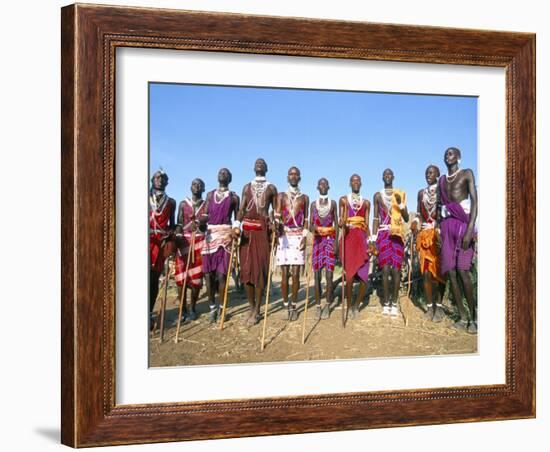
233 158 278 326
373 168 409 318
149 170 176 316
275 167 309 321
174 178 207 323
201 168 240 323
310 177 338 320
438 147 478 333
339 174 371 320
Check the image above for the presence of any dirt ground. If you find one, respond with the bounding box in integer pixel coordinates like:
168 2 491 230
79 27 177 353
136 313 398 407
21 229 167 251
149 271 477 367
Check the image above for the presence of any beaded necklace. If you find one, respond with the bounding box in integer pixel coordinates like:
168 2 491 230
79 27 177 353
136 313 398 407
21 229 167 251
347 192 363 216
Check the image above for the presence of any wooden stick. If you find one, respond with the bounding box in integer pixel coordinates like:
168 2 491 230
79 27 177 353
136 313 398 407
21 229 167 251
404 234 415 326
158 256 172 343
406 233 414 299
219 237 237 330
260 229 278 351
190 215 196 264
301 244 314 344
174 230 196 343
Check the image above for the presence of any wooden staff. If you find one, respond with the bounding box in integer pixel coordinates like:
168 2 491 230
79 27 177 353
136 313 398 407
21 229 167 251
301 243 314 344
219 237 237 330
260 228 278 351
190 214 196 264
174 230 196 343
399 233 414 327
158 256 173 343
406 233 414 299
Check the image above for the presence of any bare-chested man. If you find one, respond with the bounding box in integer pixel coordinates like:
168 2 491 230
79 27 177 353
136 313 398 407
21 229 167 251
174 178 207 322
339 174 370 319
201 168 240 323
233 159 278 326
275 167 309 321
373 169 409 317
310 178 338 320
438 147 478 333
149 170 176 315
411 165 446 322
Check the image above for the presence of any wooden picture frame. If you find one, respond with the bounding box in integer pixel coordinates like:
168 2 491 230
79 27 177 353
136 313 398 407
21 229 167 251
61 3 535 447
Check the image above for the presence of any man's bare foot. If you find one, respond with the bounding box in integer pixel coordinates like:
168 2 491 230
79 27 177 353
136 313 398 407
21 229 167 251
315 306 322 320
246 311 260 326
281 304 290 319
289 306 298 322
423 305 433 320
432 304 445 322
452 318 469 331
208 307 218 324
467 321 478 334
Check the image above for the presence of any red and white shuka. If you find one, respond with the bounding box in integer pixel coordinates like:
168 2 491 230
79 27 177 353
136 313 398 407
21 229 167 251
149 192 176 274
174 198 206 288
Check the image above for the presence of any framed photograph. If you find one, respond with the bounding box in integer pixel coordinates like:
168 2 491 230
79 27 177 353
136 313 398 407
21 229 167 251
61 3 535 447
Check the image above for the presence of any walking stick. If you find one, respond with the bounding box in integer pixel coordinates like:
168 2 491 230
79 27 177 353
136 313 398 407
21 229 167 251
220 237 237 330
260 228 278 351
301 244 314 344
174 230 196 343
406 233 413 299
341 227 347 328
399 233 414 327
158 256 173 343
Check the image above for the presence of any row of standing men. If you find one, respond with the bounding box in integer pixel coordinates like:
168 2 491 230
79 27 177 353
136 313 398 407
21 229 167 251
149 147 478 334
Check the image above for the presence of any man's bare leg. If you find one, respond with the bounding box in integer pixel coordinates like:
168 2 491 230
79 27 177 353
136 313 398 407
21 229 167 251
215 271 227 322
390 267 400 317
173 286 188 326
188 286 200 320
280 266 290 319
458 269 477 333
381 265 391 314
205 273 217 323
351 280 367 318
423 271 434 320
345 276 354 318
323 270 334 319
289 265 300 321
245 283 256 324
432 278 446 322
252 286 263 325
448 269 468 330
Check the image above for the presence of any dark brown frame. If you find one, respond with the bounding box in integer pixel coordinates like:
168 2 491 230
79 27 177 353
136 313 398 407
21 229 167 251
61 3 535 447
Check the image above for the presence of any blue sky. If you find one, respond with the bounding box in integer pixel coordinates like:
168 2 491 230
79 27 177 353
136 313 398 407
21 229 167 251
149 83 477 209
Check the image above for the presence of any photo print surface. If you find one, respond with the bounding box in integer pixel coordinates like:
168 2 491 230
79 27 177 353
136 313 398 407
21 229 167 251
148 82 478 367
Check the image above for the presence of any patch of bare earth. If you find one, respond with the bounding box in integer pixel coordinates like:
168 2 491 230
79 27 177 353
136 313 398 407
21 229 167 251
149 274 477 367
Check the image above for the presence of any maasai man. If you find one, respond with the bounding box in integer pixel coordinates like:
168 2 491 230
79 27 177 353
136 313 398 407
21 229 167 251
275 167 310 321
439 147 478 333
233 158 278 326
411 165 446 322
201 168 240 323
174 178 207 322
373 169 409 317
149 170 176 315
310 178 338 320
338 174 370 319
